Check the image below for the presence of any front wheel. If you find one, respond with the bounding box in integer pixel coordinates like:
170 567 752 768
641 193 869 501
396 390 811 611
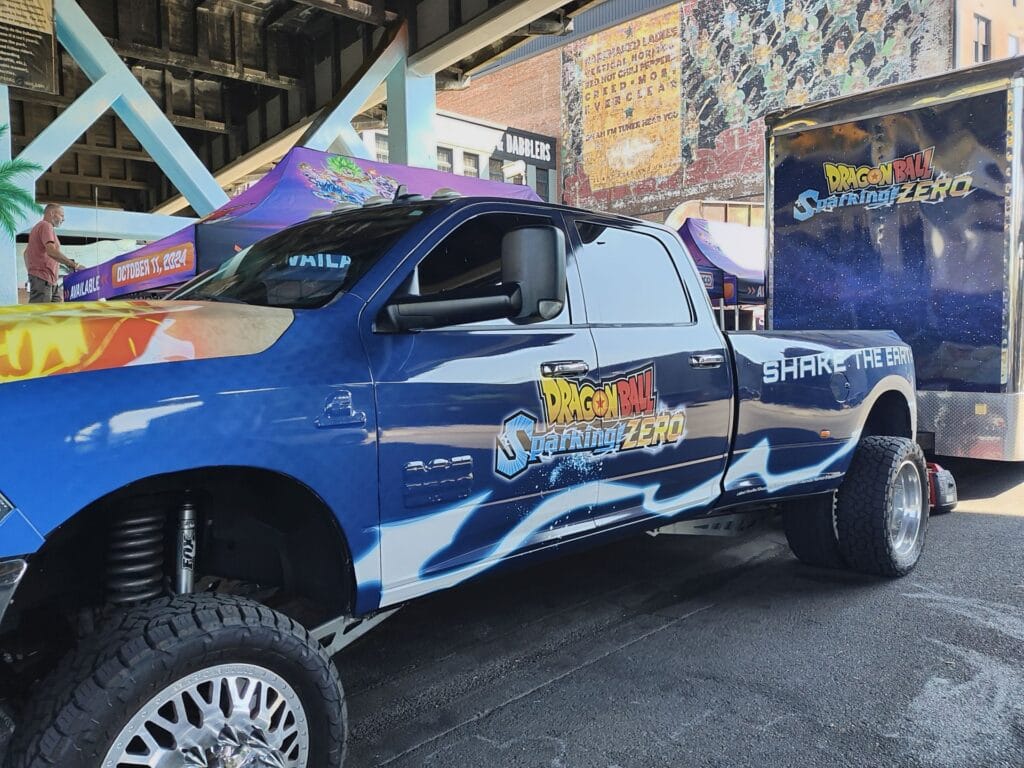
835 435 928 577
9 594 347 768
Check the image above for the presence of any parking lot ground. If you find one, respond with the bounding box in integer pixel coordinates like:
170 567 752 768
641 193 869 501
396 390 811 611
341 460 1024 768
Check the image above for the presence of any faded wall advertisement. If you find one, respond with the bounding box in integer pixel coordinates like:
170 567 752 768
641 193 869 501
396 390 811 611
561 0 952 216
578 5 681 191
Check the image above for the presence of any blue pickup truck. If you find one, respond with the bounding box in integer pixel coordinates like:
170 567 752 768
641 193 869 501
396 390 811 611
0 196 935 767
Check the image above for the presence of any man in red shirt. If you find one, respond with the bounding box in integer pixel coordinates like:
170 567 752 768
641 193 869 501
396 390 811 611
24 204 81 303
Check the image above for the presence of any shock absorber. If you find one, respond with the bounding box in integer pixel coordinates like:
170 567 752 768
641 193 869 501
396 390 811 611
176 500 197 595
107 507 165 605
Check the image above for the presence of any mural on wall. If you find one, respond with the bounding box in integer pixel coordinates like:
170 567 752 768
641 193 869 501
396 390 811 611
578 5 682 191
561 0 951 216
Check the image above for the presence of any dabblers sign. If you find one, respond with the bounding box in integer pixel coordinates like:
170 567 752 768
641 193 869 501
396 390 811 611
792 146 975 222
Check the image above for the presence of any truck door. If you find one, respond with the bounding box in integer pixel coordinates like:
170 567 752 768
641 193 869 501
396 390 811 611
361 206 599 607
566 217 734 528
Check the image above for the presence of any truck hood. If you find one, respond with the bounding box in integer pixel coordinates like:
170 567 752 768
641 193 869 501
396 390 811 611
0 300 293 385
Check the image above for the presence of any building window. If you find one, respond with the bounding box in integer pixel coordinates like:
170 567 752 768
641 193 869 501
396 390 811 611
462 152 480 178
437 146 453 173
974 15 992 62
375 134 389 163
488 158 503 181
535 169 549 201
1011 35 1021 57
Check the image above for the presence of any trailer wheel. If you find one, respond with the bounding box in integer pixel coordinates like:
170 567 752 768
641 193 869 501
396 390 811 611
9 594 347 768
835 436 928 577
782 493 846 569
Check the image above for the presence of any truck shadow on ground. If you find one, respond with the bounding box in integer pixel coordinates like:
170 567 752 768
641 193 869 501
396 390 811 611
339 525 885 694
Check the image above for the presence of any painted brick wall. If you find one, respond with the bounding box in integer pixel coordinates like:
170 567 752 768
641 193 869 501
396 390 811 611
438 0 956 220
562 0 956 218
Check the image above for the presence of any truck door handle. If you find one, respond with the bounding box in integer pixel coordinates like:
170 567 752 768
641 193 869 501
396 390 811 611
541 360 590 377
690 353 725 369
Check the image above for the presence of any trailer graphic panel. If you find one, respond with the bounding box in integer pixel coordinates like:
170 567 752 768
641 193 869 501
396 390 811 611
772 89 1009 394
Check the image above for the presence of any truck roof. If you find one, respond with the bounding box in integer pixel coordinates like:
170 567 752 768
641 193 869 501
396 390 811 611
765 55 1024 132
333 194 669 232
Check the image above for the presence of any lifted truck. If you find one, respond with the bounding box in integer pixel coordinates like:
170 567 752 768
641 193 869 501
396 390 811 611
0 196 932 767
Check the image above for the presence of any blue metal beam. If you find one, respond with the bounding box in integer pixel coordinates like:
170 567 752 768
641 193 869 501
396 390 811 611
53 0 228 215
51 208 196 241
386 63 437 168
18 74 122 180
301 24 408 159
325 123 374 158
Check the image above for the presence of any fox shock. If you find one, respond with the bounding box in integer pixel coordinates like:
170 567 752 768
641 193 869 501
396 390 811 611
107 498 197 605
176 500 197 595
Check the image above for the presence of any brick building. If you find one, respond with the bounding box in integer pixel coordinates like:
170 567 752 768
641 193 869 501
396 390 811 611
437 50 563 201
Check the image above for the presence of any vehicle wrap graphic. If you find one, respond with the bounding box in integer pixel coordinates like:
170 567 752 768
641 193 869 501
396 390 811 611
361 429 861 606
793 145 975 221
761 345 912 383
0 301 293 385
494 364 687 479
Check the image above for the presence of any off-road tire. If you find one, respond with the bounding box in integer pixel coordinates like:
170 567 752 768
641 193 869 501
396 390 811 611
835 436 928 577
7 594 347 768
782 492 846 569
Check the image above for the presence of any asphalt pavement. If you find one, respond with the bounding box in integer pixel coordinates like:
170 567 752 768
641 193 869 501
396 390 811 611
340 460 1024 768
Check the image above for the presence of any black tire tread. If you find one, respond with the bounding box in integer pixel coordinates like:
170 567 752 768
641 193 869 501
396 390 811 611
782 493 846 569
9 593 347 768
835 435 927 577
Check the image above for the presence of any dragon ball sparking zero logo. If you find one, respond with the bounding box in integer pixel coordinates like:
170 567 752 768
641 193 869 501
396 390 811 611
495 364 686 480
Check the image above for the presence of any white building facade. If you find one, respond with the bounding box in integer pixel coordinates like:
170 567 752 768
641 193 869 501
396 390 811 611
361 111 557 202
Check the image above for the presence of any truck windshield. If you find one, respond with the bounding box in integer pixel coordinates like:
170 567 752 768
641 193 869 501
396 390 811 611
174 203 441 309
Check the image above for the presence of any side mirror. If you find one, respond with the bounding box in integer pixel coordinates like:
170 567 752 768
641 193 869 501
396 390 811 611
378 224 567 332
502 225 566 324
379 284 519 332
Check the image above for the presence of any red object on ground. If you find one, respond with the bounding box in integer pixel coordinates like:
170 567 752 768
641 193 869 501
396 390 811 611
927 461 958 513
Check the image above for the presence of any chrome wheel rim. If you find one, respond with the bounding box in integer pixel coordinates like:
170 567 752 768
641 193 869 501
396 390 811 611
103 663 309 768
889 460 923 558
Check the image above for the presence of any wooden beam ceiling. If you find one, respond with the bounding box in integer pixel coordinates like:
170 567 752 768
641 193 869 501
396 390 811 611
293 0 396 26
110 40 303 90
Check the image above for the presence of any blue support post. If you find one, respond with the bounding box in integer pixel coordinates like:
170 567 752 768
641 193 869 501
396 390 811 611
0 85 16 306
386 63 437 169
53 0 228 215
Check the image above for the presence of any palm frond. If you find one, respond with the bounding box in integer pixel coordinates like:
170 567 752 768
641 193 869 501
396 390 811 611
0 181 39 207
0 124 44 237
0 204 19 241
0 157 42 181
0 179 42 238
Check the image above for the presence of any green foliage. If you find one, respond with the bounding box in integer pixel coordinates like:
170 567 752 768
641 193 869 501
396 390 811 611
0 124 42 239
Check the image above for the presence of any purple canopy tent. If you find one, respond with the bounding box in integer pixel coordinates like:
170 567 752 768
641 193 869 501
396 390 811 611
64 147 541 301
677 218 766 305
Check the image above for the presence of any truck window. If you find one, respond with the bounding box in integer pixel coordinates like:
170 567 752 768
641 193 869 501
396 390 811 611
410 212 569 325
573 222 693 325
174 203 441 309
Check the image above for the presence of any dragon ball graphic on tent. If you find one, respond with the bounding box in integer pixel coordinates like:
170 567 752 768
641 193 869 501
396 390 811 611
299 157 400 205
